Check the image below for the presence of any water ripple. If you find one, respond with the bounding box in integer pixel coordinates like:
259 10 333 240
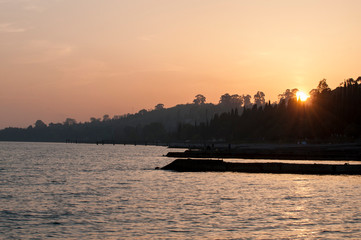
0 142 361 239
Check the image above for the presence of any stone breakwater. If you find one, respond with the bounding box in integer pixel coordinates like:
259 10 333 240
166 143 361 160
161 159 361 175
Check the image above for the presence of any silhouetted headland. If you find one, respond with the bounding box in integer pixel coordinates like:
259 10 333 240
160 159 361 175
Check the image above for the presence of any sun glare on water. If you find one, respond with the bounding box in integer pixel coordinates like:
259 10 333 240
296 91 309 101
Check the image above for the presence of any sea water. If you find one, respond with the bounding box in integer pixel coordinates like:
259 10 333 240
1 142 360 239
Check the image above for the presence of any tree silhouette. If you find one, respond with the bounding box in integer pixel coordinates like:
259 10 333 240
317 79 331 93
64 118 77 125
155 103 165 110
278 88 298 105
219 94 244 109
254 91 265 108
230 94 244 108
103 114 110 122
35 120 47 128
243 94 252 109
193 94 206 105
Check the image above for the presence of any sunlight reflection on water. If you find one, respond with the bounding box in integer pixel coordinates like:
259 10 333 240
0 142 360 239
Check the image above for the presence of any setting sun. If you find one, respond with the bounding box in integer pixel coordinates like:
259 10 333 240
296 91 309 102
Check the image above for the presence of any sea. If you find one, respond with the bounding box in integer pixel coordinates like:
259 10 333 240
1 142 360 239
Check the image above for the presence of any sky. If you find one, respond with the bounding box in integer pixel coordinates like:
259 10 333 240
1 0 361 129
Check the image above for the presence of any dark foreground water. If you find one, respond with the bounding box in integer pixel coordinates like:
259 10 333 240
1 142 360 239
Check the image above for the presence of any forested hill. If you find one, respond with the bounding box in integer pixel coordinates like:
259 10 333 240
1 78 360 143
0 93 250 143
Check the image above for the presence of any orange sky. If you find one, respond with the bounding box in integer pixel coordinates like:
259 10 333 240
1 0 361 129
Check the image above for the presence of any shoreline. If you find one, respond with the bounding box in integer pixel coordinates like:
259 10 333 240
1 141 360 161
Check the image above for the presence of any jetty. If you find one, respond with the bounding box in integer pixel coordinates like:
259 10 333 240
166 143 361 161
161 159 361 175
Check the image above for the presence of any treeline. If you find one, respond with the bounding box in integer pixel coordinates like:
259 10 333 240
1 77 360 143
0 90 266 143
176 78 361 143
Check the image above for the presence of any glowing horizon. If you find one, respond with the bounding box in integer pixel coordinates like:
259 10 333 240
1 0 361 129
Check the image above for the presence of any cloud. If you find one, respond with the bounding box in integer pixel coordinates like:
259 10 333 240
14 40 74 64
0 23 27 33
0 0 48 12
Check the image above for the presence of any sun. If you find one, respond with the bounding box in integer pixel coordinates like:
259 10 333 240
296 91 309 102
